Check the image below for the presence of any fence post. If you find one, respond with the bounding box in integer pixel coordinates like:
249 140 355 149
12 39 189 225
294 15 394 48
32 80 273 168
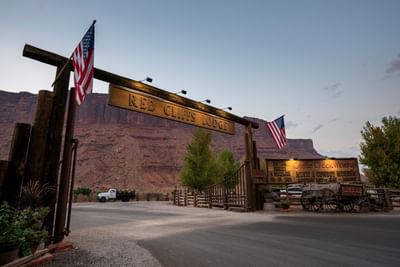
383 187 393 211
184 191 187 206
245 160 253 211
208 189 212 208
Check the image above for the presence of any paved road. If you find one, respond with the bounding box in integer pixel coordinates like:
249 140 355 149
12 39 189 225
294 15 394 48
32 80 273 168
48 202 400 267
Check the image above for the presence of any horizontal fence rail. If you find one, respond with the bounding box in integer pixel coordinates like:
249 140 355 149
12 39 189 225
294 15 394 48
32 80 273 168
173 162 250 211
389 189 400 208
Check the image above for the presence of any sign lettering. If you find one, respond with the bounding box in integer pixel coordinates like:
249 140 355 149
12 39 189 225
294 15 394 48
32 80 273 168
108 84 235 134
265 158 360 184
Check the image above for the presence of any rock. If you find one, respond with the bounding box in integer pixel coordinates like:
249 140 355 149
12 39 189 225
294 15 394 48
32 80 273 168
0 90 324 192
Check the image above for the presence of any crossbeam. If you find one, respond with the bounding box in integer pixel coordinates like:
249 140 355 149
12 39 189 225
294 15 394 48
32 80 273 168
23 44 259 129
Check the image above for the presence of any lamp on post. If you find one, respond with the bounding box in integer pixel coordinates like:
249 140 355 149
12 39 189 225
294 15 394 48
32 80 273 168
175 90 187 95
140 77 153 83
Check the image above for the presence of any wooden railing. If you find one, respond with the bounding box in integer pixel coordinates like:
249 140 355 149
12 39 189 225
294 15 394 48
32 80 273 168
206 163 248 210
173 190 209 208
389 189 400 208
173 162 250 211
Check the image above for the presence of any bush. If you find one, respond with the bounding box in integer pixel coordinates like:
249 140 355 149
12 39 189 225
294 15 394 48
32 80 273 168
73 187 92 201
0 202 49 256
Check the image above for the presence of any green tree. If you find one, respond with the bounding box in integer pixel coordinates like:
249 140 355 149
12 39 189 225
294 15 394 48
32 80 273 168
360 116 400 188
215 149 239 183
181 128 217 191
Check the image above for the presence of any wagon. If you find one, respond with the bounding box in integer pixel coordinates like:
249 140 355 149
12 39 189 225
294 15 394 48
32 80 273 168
300 183 384 212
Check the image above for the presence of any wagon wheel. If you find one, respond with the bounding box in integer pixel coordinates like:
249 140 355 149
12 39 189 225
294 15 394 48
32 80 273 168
309 197 323 212
323 197 338 212
370 197 384 211
301 197 311 211
339 198 354 212
357 197 371 212
321 189 337 212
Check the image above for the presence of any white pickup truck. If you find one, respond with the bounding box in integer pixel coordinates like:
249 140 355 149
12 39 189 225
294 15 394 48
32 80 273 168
97 188 136 202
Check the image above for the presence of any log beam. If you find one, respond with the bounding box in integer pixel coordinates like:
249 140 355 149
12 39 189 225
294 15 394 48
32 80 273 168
23 44 258 129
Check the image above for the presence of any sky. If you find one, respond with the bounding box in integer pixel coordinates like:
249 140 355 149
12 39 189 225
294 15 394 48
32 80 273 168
0 0 399 158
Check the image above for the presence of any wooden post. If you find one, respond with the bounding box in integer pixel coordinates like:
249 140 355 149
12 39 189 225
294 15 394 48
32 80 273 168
8 123 32 177
244 160 252 211
23 45 259 130
244 124 254 211
24 91 53 184
184 191 187 206
0 161 11 202
43 62 70 241
252 140 259 170
383 187 393 211
7 123 32 200
208 189 212 208
54 88 77 243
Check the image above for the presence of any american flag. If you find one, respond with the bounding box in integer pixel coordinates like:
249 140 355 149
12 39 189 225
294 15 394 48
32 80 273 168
266 116 287 149
71 21 95 105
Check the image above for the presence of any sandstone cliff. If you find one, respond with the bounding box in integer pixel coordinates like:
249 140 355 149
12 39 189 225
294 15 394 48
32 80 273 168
0 90 324 192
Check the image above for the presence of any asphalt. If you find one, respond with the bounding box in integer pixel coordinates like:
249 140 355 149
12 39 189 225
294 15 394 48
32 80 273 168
43 202 400 267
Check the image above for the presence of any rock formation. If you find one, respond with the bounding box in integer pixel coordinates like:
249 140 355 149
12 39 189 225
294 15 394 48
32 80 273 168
0 90 324 192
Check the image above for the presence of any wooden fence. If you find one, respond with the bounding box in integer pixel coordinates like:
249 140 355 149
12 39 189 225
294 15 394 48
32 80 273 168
389 189 400 208
173 191 210 208
173 162 250 211
206 163 248 210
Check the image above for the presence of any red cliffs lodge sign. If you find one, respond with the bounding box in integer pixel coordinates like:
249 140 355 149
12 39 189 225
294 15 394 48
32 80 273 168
108 84 236 135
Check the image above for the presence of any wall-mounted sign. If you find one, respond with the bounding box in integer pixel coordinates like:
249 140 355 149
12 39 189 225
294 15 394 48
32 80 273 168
108 84 235 135
265 158 360 184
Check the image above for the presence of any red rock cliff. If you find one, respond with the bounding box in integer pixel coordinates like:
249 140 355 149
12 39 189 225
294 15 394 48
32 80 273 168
0 90 324 192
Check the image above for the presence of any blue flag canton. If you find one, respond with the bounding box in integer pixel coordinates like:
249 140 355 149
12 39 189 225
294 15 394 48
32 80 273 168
82 25 95 58
275 116 285 130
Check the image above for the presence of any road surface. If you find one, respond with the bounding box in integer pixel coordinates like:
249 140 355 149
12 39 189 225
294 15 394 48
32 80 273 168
46 202 400 266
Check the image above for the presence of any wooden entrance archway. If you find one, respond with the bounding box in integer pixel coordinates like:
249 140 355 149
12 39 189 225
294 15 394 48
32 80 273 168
21 44 259 242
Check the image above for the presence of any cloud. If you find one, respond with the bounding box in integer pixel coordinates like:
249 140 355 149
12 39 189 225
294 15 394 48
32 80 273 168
323 80 343 99
312 124 324 133
327 118 338 123
385 54 400 75
285 121 298 129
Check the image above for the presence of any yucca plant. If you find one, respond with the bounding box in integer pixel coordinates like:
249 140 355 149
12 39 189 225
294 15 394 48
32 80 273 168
18 180 54 209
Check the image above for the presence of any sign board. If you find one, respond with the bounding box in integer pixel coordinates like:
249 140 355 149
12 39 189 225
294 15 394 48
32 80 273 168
340 184 363 197
108 84 235 134
265 158 360 184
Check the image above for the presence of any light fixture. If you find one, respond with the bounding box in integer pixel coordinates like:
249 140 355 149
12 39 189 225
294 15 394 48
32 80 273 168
140 77 153 83
200 99 211 104
175 90 187 95
223 107 232 111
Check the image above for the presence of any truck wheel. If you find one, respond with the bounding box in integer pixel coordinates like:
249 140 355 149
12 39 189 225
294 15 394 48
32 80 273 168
100 197 106 202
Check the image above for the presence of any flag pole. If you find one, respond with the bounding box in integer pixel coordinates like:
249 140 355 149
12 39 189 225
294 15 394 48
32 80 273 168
51 57 72 87
51 20 96 87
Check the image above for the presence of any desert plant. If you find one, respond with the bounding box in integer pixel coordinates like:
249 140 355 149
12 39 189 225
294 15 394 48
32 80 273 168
18 180 54 209
73 187 92 201
73 187 92 196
